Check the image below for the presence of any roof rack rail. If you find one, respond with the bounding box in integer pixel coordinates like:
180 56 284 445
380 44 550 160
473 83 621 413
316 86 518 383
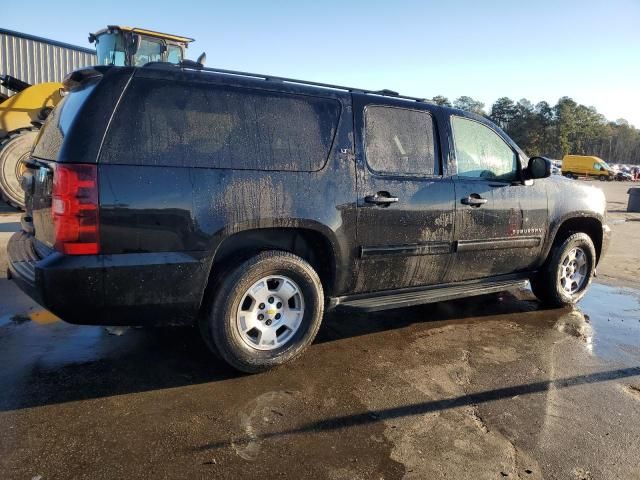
171 64 429 103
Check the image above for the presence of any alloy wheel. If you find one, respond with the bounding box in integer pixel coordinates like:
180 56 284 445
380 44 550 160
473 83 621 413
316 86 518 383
236 275 305 350
559 247 588 294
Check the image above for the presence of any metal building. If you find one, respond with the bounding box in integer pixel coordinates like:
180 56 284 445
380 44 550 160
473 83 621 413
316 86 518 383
0 28 96 97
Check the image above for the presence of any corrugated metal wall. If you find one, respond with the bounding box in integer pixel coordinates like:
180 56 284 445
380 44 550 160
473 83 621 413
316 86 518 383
0 29 96 97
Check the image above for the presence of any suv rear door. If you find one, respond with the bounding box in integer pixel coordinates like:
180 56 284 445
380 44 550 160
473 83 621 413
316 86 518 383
353 95 455 293
445 115 548 282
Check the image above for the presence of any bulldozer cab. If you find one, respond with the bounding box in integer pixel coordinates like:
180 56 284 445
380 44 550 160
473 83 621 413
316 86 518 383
89 26 194 67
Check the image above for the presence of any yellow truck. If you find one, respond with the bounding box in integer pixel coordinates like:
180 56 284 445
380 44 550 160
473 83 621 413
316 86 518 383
562 155 614 181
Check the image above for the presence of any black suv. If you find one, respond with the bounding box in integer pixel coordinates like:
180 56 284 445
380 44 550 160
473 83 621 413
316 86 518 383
8 65 610 372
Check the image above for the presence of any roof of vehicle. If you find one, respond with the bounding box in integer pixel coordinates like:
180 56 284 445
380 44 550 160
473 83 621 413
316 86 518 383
563 155 606 162
92 26 194 44
139 62 527 157
68 63 525 158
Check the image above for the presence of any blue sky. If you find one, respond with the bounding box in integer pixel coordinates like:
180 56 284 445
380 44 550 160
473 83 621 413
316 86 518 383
4 0 640 126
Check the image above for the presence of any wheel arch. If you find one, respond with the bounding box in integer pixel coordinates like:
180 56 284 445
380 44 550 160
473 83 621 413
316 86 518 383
202 225 343 308
544 215 604 265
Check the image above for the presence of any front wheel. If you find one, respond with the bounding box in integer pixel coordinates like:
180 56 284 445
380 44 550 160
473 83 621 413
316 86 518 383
599 175 607 181
530 233 596 307
201 251 324 373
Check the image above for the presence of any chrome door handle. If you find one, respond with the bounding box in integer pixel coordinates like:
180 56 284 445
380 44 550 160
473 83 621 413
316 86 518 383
365 193 399 205
461 196 488 206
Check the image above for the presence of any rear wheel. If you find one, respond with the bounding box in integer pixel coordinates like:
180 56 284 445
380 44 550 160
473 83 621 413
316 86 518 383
599 175 607 181
0 128 38 209
530 232 596 307
201 251 324 373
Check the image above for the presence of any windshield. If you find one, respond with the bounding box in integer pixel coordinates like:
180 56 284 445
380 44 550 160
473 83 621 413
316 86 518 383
133 38 163 66
95 33 127 66
600 160 612 170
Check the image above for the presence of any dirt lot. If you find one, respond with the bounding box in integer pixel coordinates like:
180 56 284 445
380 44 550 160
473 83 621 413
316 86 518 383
594 180 640 288
1 181 639 479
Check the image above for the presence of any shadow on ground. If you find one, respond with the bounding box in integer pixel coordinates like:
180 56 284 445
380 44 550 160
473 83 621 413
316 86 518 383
0 290 543 412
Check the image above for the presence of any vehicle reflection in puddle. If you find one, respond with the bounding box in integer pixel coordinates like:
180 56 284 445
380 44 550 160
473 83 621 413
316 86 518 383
577 283 640 363
553 309 593 353
1 282 638 369
28 309 60 325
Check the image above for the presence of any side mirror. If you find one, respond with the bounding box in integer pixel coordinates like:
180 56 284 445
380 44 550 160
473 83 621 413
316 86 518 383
526 156 552 180
181 53 207 70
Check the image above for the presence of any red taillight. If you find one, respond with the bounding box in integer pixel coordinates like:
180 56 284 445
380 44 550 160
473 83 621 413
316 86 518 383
52 164 99 255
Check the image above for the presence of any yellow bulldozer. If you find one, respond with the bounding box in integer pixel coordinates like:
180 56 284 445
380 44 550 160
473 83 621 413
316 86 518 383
0 26 194 208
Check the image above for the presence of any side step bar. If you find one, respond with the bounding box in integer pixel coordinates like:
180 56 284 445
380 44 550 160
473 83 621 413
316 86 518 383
331 279 528 312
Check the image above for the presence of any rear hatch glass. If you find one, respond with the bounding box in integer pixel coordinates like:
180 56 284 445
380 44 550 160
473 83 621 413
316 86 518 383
26 81 97 248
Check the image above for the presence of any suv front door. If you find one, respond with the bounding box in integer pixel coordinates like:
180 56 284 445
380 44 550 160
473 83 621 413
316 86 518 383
445 116 548 282
353 96 455 293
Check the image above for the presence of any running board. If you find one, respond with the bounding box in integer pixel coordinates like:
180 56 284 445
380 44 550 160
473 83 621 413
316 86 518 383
331 279 528 312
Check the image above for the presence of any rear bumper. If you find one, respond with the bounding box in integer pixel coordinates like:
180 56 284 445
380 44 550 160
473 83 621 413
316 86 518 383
7 230 43 303
8 231 211 326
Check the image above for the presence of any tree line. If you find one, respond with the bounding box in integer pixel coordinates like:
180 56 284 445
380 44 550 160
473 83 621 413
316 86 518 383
430 95 640 165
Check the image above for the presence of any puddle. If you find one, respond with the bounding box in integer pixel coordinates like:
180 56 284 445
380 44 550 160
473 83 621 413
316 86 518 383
0 310 60 327
0 314 30 327
2 280 638 368
578 283 640 363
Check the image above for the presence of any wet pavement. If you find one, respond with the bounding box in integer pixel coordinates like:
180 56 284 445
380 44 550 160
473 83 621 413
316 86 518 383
2 190 640 479
1 276 639 479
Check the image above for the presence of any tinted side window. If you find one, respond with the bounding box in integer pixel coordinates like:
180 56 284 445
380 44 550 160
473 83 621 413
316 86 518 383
101 78 341 171
364 106 436 175
451 116 517 181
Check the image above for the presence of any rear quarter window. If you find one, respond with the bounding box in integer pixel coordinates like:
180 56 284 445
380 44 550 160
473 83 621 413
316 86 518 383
100 78 342 171
364 105 437 176
32 82 96 161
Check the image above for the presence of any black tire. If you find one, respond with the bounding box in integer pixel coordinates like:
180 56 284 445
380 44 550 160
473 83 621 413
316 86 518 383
0 128 39 209
564 172 575 180
530 232 596 307
599 175 607 181
201 250 324 373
